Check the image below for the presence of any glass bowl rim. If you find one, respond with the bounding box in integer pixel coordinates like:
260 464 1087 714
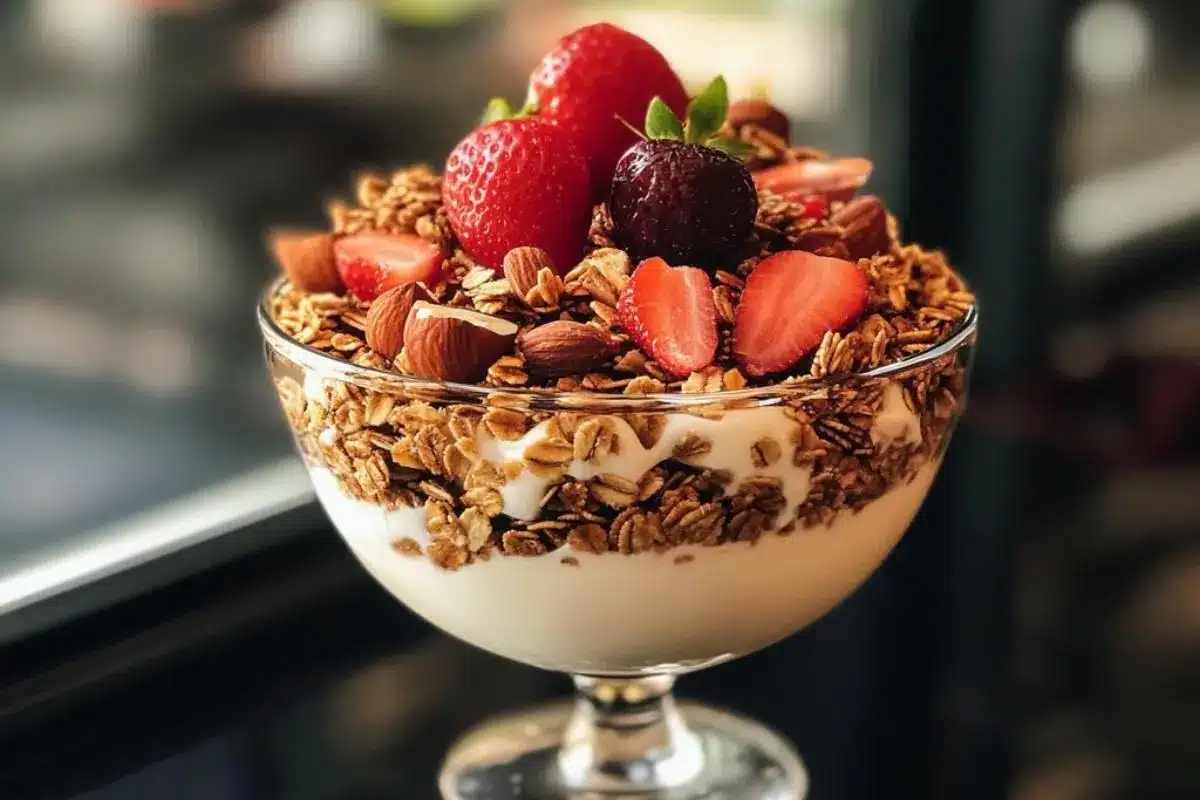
258 276 977 410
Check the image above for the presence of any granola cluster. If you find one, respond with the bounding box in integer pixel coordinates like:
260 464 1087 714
268 160 973 570
273 165 971 393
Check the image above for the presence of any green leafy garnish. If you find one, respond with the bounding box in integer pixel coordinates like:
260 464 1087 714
636 75 751 162
685 76 729 143
645 97 684 140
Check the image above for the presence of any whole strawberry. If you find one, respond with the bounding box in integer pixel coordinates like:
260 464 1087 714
444 117 591 271
609 77 758 267
530 22 688 198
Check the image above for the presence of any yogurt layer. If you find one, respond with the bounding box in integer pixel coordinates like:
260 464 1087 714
311 450 936 675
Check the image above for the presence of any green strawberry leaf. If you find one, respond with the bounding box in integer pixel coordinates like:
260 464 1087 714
482 97 516 124
645 96 684 140
706 137 757 160
481 97 537 124
685 75 729 143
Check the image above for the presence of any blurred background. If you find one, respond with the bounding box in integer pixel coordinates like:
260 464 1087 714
0 1 1196 798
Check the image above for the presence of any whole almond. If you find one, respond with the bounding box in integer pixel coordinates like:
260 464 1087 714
403 302 518 383
832 195 890 261
366 283 433 360
503 246 556 301
268 229 343 292
728 98 790 141
517 320 622 377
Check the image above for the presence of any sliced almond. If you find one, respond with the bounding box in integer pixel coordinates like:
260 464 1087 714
402 301 518 383
268 228 342 293
517 320 622 377
365 283 433 360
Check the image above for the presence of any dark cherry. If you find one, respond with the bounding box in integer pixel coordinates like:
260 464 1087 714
608 139 757 267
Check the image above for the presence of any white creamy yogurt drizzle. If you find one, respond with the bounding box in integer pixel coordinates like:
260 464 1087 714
476 407 818 521
301 368 922 526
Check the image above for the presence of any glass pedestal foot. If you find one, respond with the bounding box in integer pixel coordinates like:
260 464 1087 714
439 696 808 799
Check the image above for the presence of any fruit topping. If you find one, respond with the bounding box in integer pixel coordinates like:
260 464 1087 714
609 77 758 267
444 118 591 272
733 250 868 377
402 302 518 383
517 320 622 377
529 22 689 197
365 283 434 361
752 157 874 203
333 232 443 302
616 257 717 377
269 229 342 293
727 98 790 141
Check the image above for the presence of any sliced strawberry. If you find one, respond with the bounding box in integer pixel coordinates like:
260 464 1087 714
617 257 717 378
733 250 868 377
333 233 443 301
753 157 873 203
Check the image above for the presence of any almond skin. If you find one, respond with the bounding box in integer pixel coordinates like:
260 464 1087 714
403 302 518 383
727 98 790 141
503 246 556 301
517 320 622 377
269 229 343 292
365 283 433 360
832 195 890 260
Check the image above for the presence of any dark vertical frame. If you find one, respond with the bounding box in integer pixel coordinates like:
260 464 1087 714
858 0 1071 797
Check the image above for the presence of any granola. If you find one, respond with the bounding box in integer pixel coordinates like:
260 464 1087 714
268 147 973 570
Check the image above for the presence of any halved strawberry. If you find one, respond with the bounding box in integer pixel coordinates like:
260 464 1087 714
753 157 873 203
617 257 717 378
333 233 443 301
733 250 868 377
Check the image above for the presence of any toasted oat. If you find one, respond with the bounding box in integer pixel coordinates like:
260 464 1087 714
460 508 493 552
673 431 713 460
567 523 608 554
502 530 547 556
482 407 528 441
524 436 574 478
391 538 423 557
750 437 782 468
589 473 638 508
573 416 621 462
487 354 529 387
609 508 661 554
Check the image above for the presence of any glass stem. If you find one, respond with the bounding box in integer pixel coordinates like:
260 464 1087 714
557 674 703 792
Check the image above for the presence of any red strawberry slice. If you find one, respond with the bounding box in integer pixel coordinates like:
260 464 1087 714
333 233 443 301
733 250 868 377
753 157 873 203
617 257 717 378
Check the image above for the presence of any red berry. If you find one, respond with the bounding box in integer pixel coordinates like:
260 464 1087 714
444 118 591 271
531 22 689 198
753 157 873 203
733 250 868 377
617 257 717 377
333 232 443 301
782 192 829 220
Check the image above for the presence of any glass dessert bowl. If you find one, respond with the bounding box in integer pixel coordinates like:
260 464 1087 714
257 20 978 798
260 281 975 799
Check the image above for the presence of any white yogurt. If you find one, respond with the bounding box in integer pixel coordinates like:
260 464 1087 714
308 377 935 675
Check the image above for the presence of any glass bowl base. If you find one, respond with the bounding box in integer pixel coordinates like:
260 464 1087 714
439 699 808 799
